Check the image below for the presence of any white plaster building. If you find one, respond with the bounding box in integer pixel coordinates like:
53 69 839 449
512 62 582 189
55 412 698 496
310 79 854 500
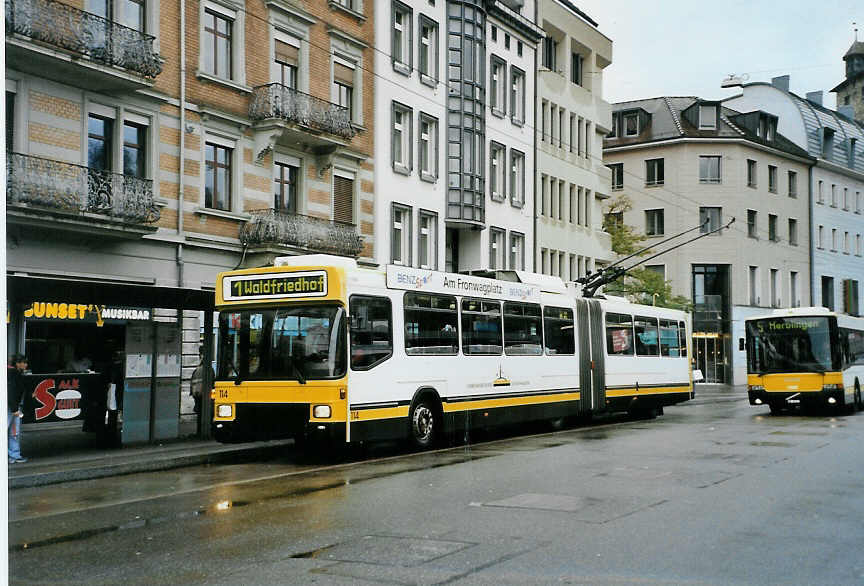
535 0 613 280
374 0 542 273
724 75 864 318
604 97 814 385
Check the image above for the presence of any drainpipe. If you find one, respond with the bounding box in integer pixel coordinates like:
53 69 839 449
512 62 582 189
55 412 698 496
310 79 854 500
808 165 814 306
177 0 187 288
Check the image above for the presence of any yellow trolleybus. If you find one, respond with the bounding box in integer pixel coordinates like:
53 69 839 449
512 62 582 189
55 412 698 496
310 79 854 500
745 307 864 413
212 255 694 447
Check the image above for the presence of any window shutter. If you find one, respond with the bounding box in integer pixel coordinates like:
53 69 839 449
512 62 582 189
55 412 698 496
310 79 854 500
334 62 354 86
333 176 354 224
275 40 298 66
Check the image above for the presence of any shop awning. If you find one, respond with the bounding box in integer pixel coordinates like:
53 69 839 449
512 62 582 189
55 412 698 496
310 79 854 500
7 275 214 311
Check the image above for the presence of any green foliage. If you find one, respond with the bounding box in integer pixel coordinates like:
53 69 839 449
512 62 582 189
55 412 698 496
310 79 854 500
602 194 691 311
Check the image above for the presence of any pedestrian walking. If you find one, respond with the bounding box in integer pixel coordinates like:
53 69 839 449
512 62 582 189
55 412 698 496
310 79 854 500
7 354 29 464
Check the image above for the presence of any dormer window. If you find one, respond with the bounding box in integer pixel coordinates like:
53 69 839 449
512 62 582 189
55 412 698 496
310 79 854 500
823 128 835 160
698 105 717 130
624 113 638 136
757 115 776 141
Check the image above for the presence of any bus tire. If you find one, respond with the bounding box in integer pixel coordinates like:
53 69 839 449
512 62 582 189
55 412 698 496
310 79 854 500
409 397 438 449
855 382 862 412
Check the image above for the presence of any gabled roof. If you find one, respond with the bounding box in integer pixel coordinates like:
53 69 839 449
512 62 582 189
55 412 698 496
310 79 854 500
844 40 864 59
605 96 811 160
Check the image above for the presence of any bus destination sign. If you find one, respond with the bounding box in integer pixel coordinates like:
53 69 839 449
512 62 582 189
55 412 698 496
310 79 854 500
386 265 541 303
223 270 328 301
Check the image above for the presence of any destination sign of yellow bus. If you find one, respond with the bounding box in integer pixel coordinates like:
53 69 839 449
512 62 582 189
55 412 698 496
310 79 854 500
228 273 327 299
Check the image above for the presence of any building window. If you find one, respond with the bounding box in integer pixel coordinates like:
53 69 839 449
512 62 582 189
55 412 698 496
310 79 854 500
845 231 851 254
818 225 824 249
645 264 666 281
571 52 583 86
333 173 354 224
489 142 506 201
609 163 623 190
746 159 757 188
510 149 525 208
489 227 505 269
417 210 437 269
418 113 438 182
699 206 721 233
203 9 233 79
699 155 721 184
510 66 525 125
418 16 438 83
392 102 412 174
624 113 638 136
122 121 146 178
788 218 798 246
542 36 557 70
88 114 113 174
392 1 412 74
509 231 525 270
120 0 145 31
5 91 14 153
205 142 232 211
768 165 777 193
275 39 298 88
788 170 797 198
698 104 716 129
858 191 862 213
747 209 758 239
770 269 779 307
843 188 850 210
391 204 412 265
749 266 759 305
645 209 664 236
790 271 799 307
274 161 298 213
768 214 777 242
645 158 664 186
822 276 834 311
831 184 838 207
334 61 355 120
490 56 506 116
832 228 838 251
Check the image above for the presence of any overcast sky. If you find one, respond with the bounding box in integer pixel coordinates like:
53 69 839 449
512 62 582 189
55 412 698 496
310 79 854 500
582 0 862 109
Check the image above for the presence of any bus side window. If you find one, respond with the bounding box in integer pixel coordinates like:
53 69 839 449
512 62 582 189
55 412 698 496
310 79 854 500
635 316 660 356
461 298 503 355
543 306 575 355
503 302 543 355
659 319 680 357
350 296 393 370
605 313 634 356
404 292 459 355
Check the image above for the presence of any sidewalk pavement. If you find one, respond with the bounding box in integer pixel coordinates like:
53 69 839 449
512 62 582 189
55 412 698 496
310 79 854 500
8 417 293 490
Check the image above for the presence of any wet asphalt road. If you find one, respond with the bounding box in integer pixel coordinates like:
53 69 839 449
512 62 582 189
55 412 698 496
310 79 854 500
9 388 864 585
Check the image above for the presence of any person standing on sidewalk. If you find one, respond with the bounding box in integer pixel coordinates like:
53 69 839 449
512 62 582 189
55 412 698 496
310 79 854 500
190 346 207 415
7 354 29 464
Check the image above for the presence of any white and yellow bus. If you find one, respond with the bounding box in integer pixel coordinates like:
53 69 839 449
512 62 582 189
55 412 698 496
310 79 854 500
745 307 864 413
212 255 694 447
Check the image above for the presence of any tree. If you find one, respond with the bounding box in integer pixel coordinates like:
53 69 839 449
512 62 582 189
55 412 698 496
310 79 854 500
601 194 692 311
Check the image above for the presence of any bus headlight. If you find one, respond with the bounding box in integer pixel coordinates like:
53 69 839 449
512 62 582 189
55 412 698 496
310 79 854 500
313 405 332 419
217 405 233 418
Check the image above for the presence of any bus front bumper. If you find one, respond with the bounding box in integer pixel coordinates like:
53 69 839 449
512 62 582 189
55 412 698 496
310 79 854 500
748 388 846 408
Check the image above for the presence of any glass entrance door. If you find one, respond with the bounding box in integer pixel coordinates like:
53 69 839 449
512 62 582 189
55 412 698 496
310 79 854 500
693 335 726 383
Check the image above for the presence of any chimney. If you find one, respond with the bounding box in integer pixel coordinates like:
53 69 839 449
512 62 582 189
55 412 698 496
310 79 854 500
771 75 790 92
838 105 855 120
806 91 823 106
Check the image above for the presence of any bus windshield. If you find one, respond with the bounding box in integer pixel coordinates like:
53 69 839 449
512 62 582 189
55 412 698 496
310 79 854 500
218 305 346 381
745 316 839 375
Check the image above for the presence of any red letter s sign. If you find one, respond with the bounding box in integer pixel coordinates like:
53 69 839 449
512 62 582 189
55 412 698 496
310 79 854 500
33 379 57 420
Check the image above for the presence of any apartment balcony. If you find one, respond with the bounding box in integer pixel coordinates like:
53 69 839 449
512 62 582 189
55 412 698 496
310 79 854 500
5 0 162 91
6 153 160 236
249 83 356 162
240 209 363 258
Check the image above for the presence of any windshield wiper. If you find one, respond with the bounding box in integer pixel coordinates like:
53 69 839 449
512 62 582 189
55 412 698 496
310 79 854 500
289 356 307 385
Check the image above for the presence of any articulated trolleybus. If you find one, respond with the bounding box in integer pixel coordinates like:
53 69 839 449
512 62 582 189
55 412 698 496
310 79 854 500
745 307 864 413
212 255 694 447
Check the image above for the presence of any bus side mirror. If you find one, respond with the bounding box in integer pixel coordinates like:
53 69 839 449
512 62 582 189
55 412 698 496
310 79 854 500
738 338 745 351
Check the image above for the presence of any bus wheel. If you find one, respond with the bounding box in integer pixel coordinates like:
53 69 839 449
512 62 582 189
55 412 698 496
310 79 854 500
410 399 437 449
855 384 862 412
768 402 783 415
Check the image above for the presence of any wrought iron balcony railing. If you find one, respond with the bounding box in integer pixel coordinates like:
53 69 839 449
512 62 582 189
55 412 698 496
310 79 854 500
249 83 356 140
5 0 162 79
240 209 363 258
7 153 160 224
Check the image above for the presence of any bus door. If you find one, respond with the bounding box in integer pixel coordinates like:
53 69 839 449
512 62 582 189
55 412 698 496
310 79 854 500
576 299 606 414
